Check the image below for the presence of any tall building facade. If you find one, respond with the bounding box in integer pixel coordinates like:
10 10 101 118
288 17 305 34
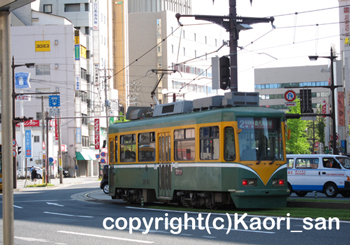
255 64 344 152
3 0 124 177
128 1 228 107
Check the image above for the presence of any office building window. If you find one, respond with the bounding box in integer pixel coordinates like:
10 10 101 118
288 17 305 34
43 4 52 13
34 136 40 143
85 3 89 11
64 3 80 12
36 64 50 75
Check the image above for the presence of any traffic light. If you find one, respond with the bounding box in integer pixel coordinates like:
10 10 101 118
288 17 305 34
219 56 230 90
17 146 22 155
300 89 313 113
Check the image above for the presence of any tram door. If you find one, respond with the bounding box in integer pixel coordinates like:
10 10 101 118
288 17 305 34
158 132 172 198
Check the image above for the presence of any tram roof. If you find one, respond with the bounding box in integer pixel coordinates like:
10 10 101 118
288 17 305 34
109 107 285 134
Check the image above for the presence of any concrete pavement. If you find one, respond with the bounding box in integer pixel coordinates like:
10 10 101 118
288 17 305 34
14 176 113 201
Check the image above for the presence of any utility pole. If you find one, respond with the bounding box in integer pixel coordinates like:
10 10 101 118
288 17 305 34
41 96 45 182
176 0 274 91
104 68 109 168
58 117 63 183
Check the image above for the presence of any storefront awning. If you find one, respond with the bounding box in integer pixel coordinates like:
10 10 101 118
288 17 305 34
75 152 96 161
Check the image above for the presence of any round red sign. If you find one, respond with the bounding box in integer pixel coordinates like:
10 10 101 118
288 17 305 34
284 90 296 102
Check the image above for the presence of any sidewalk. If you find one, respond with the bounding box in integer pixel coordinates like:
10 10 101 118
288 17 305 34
15 176 99 191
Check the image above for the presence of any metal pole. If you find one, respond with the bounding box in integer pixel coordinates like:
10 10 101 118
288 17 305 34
1 10 15 245
45 111 50 184
105 68 109 168
330 47 337 155
229 0 238 91
58 117 63 183
12 56 17 189
41 96 45 182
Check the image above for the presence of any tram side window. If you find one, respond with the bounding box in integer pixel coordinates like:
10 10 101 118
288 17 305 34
200 126 219 160
174 128 195 161
224 127 236 161
115 136 118 163
138 132 155 162
109 140 114 163
120 134 136 162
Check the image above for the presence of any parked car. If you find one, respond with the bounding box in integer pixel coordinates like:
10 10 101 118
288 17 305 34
17 166 43 179
100 165 109 194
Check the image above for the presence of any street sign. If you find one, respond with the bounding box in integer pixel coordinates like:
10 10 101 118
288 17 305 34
49 95 60 107
13 139 17 147
285 102 296 107
15 72 31 89
284 90 296 102
25 130 32 158
49 107 60 117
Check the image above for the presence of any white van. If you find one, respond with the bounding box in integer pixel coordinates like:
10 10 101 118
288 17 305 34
287 154 350 197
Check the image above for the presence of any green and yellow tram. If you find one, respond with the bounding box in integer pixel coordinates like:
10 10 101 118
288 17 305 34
108 96 288 209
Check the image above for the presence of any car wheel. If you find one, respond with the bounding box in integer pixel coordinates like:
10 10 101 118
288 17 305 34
341 191 350 197
295 191 308 197
324 183 338 197
37 174 42 179
287 183 292 197
103 184 109 194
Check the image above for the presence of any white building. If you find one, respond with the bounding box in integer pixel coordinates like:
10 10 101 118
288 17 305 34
3 0 120 178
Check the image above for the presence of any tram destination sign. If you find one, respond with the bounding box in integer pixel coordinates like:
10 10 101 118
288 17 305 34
238 118 274 129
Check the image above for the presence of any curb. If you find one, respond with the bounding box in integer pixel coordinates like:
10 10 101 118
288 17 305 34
287 201 350 209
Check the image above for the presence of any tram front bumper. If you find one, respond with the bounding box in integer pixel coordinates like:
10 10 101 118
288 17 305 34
229 188 289 197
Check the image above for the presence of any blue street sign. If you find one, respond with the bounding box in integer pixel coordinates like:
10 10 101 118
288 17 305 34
49 157 54 163
25 130 32 158
15 72 31 89
49 95 60 107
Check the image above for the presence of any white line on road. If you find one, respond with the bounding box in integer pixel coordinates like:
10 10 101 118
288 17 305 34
47 202 64 207
13 205 23 209
44 211 94 218
57 231 154 244
15 236 49 242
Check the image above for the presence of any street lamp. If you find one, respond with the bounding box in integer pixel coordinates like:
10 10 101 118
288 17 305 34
308 48 338 155
11 56 35 188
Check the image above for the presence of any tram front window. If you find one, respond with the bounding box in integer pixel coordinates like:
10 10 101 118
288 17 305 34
238 117 284 161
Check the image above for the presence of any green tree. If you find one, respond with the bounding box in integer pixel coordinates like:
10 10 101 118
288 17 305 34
286 99 311 154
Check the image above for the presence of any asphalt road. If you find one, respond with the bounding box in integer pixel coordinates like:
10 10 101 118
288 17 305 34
0 181 349 245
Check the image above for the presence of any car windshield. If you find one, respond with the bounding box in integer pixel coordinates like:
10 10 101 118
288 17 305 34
335 157 350 169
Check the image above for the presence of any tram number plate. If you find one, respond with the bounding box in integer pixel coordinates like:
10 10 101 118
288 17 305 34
175 168 183 175
143 179 150 185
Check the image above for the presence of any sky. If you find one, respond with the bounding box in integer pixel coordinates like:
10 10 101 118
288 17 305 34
190 0 341 92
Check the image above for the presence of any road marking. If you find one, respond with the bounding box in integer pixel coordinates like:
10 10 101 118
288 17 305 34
47 202 64 207
57 231 154 244
15 236 49 242
14 205 23 209
202 236 216 239
44 211 93 218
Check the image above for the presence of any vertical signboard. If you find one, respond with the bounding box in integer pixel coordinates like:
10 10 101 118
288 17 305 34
338 92 345 126
25 130 32 158
76 128 82 144
76 76 80 90
93 0 99 30
95 119 100 149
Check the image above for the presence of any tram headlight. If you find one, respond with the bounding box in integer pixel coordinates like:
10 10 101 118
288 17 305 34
242 179 256 186
272 179 285 186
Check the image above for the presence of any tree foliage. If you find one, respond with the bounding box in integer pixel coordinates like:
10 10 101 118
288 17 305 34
286 99 311 154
